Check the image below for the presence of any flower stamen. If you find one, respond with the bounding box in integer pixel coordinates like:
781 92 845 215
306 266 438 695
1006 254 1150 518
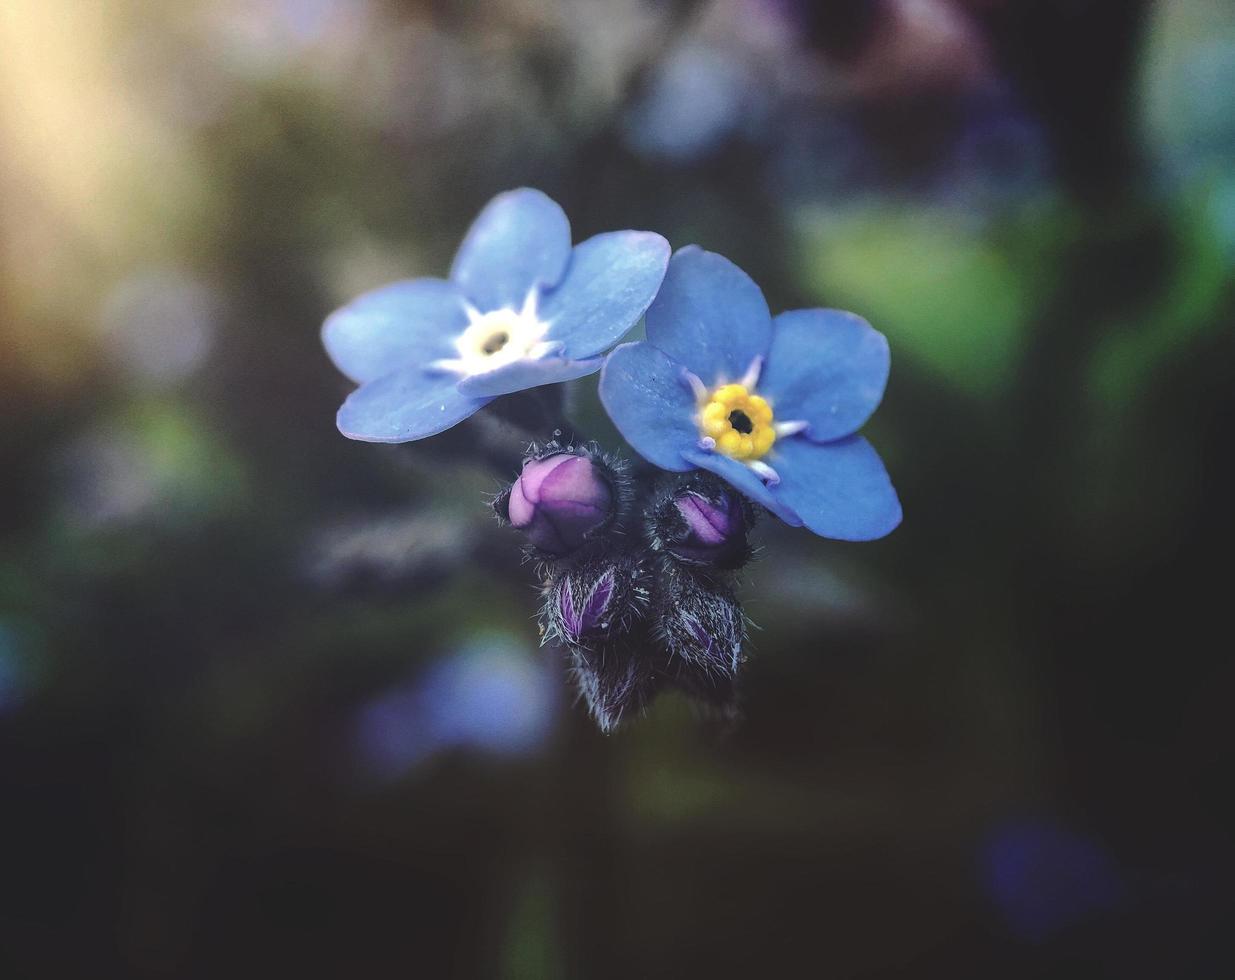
774 419 809 438
680 368 710 405
748 460 780 485
739 355 764 390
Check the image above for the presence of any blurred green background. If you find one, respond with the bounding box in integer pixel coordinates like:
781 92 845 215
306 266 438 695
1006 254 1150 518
1 1 1233 977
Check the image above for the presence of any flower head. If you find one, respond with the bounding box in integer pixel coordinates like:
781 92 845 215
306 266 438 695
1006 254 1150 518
323 189 670 443
599 246 901 540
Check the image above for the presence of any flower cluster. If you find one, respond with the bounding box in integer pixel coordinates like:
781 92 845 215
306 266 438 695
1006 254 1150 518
493 442 754 731
323 189 901 729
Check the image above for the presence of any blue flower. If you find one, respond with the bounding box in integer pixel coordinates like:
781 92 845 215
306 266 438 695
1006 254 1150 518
599 246 901 540
323 188 670 443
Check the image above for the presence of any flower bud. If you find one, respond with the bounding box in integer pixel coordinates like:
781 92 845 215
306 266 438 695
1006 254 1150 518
652 478 753 569
657 573 746 674
542 556 658 733
545 553 645 645
556 566 617 644
506 452 613 555
568 641 660 734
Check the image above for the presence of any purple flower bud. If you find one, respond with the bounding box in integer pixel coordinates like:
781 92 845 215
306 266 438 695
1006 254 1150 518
569 642 659 734
507 452 613 555
658 574 745 674
667 489 749 567
541 556 658 732
557 568 616 643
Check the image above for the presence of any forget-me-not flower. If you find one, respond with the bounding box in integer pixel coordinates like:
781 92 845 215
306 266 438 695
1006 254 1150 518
324 189 670 442
599 247 901 540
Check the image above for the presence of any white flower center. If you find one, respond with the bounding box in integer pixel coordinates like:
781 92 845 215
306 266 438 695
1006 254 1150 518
434 291 555 377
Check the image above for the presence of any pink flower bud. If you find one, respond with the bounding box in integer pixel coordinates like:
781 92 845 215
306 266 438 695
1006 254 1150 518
507 453 613 555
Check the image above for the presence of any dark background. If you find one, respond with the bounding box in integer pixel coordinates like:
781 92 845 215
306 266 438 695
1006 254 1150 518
2 0 1233 976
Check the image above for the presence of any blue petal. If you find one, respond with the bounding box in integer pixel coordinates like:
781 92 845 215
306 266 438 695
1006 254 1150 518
680 449 803 526
760 309 890 442
322 278 468 384
456 356 603 397
598 342 698 472
644 246 773 386
337 367 490 443
542 231 671 358
768 436 901 540
449 188 572 312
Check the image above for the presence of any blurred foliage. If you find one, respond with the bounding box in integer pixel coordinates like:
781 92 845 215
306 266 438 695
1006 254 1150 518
796 205 1049 397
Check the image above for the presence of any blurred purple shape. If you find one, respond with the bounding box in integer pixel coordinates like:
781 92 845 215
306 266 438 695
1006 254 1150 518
274 0 340 44
981 819 1126 943
354 635 556 778
215 0 373 62
940 92 1051 210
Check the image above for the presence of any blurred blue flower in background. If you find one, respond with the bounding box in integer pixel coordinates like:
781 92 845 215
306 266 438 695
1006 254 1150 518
938 92 1051 213
600 246 900 540
324 188 669 443
354 634 557 778
623 42 766 164
980 819 1126 943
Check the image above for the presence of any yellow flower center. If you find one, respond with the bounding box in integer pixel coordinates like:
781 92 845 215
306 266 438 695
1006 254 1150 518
699 383 776 461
